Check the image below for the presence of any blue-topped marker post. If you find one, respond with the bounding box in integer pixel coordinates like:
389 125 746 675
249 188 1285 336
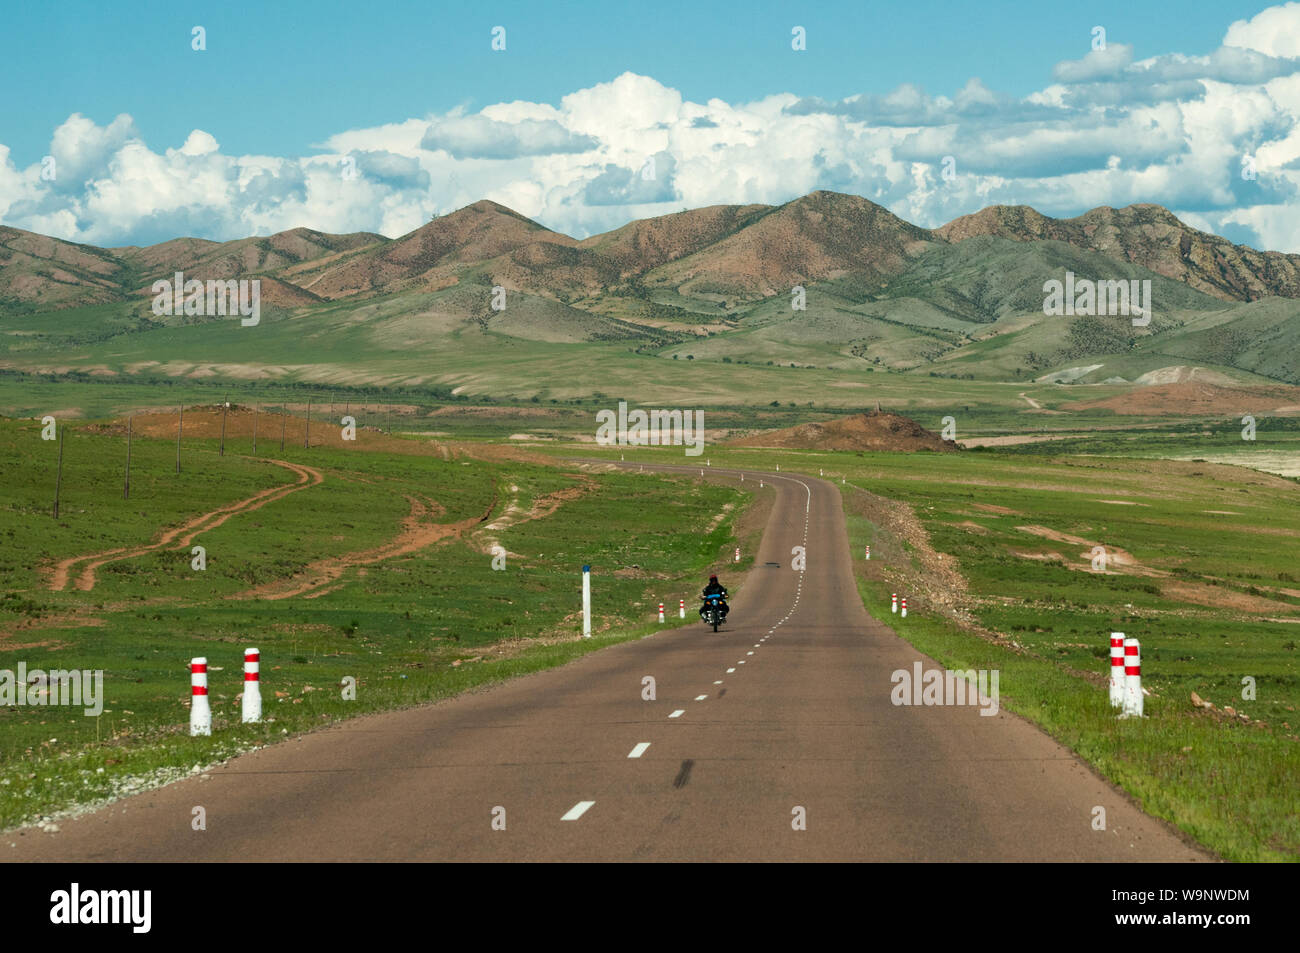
582 565 591 638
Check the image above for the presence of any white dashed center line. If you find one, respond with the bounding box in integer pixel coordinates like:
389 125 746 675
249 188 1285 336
669 709 685 718
694 694 708 701
562 800 595 820
627 742 650 758
726 667 735 673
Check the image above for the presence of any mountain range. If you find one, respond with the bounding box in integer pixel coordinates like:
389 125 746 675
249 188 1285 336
5 191 1300 312
3 191 1300 391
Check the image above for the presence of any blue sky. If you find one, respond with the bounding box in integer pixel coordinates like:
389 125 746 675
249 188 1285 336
0 0 1268 160
2 0 1299 250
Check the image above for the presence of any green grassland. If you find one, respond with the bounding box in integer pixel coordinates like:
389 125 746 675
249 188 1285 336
0 418 751 830
5 237 1298 410
562 440 1300 861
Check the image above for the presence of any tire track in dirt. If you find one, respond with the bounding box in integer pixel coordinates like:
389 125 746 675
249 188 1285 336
230 491 497 601
473 472 596 558
48 459 323 592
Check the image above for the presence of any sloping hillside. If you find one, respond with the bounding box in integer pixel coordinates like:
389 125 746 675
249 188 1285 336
936 204 1300 302
731 411 958 451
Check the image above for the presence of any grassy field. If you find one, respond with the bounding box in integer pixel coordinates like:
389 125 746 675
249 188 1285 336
0 295 1156 412
561 440 1300 861
0 414 752 830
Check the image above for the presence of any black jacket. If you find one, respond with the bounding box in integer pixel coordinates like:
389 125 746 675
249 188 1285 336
702 581 727 599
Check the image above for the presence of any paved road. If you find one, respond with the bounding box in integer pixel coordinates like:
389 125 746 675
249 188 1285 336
8 465 1209 861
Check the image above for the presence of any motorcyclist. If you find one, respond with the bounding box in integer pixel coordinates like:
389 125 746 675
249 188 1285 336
700 574 729 621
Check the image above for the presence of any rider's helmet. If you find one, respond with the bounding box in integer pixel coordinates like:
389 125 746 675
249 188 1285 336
709 574 718 583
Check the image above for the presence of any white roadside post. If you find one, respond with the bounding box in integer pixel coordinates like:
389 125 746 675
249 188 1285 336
582 565 591 638
679 599 685 619
1109 633 1125 709
891 593 898 614
242 648 262 723
865 545 871 560
190 658 211 736
658 602 665 623
734 546 740 562
1121 637 1144 718
901 597 908 618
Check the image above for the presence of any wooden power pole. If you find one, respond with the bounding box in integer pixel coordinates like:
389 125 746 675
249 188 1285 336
53 428 65 519
123 416 132 499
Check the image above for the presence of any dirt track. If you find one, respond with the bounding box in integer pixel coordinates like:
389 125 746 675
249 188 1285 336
48 459 323 592
231 493 496 601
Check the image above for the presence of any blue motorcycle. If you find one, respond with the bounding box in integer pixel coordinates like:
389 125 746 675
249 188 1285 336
701 592 726 631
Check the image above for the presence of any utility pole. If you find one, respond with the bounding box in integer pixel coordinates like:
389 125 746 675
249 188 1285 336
220 396 228 456
305 397 312 448
280 408 287 452
123 416 132 499
53 428 65 519
253 403 259 455
176 405 183 473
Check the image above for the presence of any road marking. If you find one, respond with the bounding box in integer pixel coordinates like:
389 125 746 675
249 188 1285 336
747 651 754 655
738 660 746 664
562 800 595 820
694 694 708 701
628 742 651 758
669 709 685 718
726 667 735 673
713 680 723 685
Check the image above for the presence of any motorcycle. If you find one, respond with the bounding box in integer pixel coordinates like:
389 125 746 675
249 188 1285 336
701 592 727 631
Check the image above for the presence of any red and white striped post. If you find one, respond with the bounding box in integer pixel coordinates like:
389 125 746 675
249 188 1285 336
1109 633 1125 709
865 545 871 560
901 596 908 618
891 593 898 614
658 602 665 623
1122 637 1143 718
242 648 262 723
190 657 211 736
734 547 740 562
679 599 685 618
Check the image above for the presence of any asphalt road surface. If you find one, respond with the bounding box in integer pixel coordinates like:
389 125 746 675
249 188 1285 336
8 464 1209 861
